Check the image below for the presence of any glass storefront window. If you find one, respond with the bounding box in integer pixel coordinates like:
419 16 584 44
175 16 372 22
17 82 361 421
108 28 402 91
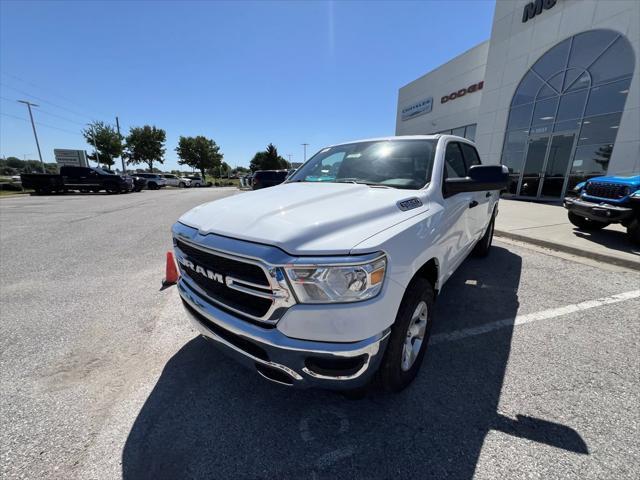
504 130 528 152
578 113 622 146
556 89 588 121
553 119 581 133
500 29 634 198
568 30 618 70
532 38 570 80
507 103 534 130
464 124 476 141
502 150 525 175
451 127 465 137
571 144 613 175
585 78 631 116
589 37 635 85
511 71 543 106
532 96 559 127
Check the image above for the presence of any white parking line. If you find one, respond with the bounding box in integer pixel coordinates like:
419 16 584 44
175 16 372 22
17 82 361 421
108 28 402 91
431 290 640 344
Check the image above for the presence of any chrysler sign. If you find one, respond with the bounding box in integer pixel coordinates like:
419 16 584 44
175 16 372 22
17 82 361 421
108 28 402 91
401 97 433 121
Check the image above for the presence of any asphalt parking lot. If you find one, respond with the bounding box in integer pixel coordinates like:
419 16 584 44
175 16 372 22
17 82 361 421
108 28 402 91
1 189 639 480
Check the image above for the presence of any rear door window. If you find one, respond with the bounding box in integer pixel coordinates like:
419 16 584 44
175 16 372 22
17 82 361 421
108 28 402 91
460 143 482 168
444 142 467 179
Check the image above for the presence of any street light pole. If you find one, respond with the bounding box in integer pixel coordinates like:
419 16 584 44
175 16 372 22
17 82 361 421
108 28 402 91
115 116 126 174
18 100 45 173
301 143 309 162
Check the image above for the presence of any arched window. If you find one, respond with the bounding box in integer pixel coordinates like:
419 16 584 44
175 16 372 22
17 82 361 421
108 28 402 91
502 30 635 197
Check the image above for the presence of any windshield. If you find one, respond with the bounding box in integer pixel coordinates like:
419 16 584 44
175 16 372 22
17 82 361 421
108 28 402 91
288 139 437 189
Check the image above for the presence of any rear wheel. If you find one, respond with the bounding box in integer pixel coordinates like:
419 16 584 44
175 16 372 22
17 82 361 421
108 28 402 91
148 182 158 190
378 277 435 392
568 211 608 230
178 181 186 188
472 214 495 257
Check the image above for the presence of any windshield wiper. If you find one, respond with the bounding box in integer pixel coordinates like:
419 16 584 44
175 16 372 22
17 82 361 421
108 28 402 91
335 178 393 188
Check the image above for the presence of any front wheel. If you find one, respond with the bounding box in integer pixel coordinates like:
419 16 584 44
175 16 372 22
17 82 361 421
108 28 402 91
105 183 120 194
627 219 640 245
378 277 435 392
568 211 608 230
178 182 185 188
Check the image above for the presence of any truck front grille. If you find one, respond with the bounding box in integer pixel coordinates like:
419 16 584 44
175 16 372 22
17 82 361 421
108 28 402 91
176 239 274 320
585 182 627 199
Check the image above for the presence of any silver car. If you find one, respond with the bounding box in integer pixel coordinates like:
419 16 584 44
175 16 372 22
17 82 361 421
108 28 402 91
162 174 191 188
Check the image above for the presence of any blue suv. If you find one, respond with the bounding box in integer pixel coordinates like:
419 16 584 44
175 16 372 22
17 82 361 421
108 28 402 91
564 175 640 245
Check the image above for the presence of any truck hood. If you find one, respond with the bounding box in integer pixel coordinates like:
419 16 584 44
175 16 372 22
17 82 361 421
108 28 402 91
587 175 640 188
178 182 429 255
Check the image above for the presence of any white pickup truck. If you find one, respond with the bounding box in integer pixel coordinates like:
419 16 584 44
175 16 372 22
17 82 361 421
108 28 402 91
172 135 508 392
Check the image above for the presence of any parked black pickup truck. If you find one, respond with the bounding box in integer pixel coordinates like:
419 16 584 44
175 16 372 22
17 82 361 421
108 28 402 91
21 166 133 194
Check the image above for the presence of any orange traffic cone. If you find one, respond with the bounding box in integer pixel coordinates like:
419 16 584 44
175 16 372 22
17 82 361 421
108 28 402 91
163 251 180 287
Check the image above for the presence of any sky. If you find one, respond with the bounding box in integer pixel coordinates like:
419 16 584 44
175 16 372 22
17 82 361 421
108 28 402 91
0 0 495 170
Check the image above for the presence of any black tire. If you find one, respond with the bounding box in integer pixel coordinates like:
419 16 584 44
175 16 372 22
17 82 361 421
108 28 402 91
472 214 495 257
178 182 185 188
148 182 158 190
378 277 435 392
627 219 640 245
105 183 120 194
568 211 608 230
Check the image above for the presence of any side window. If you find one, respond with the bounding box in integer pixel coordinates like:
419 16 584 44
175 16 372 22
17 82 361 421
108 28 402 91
444 142 466 179
307 152 345 179
460 143 482 168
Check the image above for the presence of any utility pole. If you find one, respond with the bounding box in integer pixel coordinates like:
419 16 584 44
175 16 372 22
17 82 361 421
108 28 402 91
115 116 126 174
18 100 45 173
91 126 101 168
301 143 309 162
287 154 292 165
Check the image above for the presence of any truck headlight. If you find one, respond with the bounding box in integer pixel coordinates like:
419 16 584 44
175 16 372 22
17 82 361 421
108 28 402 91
285 256 386 303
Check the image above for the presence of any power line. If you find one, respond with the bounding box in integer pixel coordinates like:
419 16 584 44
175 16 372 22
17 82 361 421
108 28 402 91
1 112 85 136
0 71 113 118
0 82 100 122
1 96 87 127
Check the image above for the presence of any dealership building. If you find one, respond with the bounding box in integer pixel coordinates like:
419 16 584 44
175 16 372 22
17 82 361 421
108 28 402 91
396 0 639 200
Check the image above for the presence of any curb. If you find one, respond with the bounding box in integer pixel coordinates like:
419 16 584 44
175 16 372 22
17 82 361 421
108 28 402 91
494 229 640 272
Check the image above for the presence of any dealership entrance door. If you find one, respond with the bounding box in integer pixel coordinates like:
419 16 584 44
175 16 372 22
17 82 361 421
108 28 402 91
517 132 576 200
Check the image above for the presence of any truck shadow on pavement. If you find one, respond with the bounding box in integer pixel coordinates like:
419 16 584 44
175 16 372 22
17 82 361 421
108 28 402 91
122 246 587 479
572 228 639 255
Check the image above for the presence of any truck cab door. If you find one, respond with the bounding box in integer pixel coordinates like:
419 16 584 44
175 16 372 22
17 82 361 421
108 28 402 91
460 143 493 240
440 142 475 275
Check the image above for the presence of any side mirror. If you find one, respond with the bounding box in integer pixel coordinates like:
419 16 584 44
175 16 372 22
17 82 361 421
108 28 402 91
444 165 509 198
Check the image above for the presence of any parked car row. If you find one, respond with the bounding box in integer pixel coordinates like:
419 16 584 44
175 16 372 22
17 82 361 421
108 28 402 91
20 167 211 195
240 169 297 190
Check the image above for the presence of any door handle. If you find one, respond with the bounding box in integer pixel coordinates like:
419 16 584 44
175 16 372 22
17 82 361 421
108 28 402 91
485 192 491 198
469 200 479 208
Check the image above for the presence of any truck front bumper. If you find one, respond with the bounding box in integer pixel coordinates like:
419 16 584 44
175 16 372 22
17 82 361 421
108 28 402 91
564 197 634 223
178 279 390 389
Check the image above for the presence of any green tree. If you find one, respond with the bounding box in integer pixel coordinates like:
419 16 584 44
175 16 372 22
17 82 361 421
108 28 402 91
175 135 223 180
249 143 289 171
82 121 123 168
5 156 23 169
125 125 166 171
